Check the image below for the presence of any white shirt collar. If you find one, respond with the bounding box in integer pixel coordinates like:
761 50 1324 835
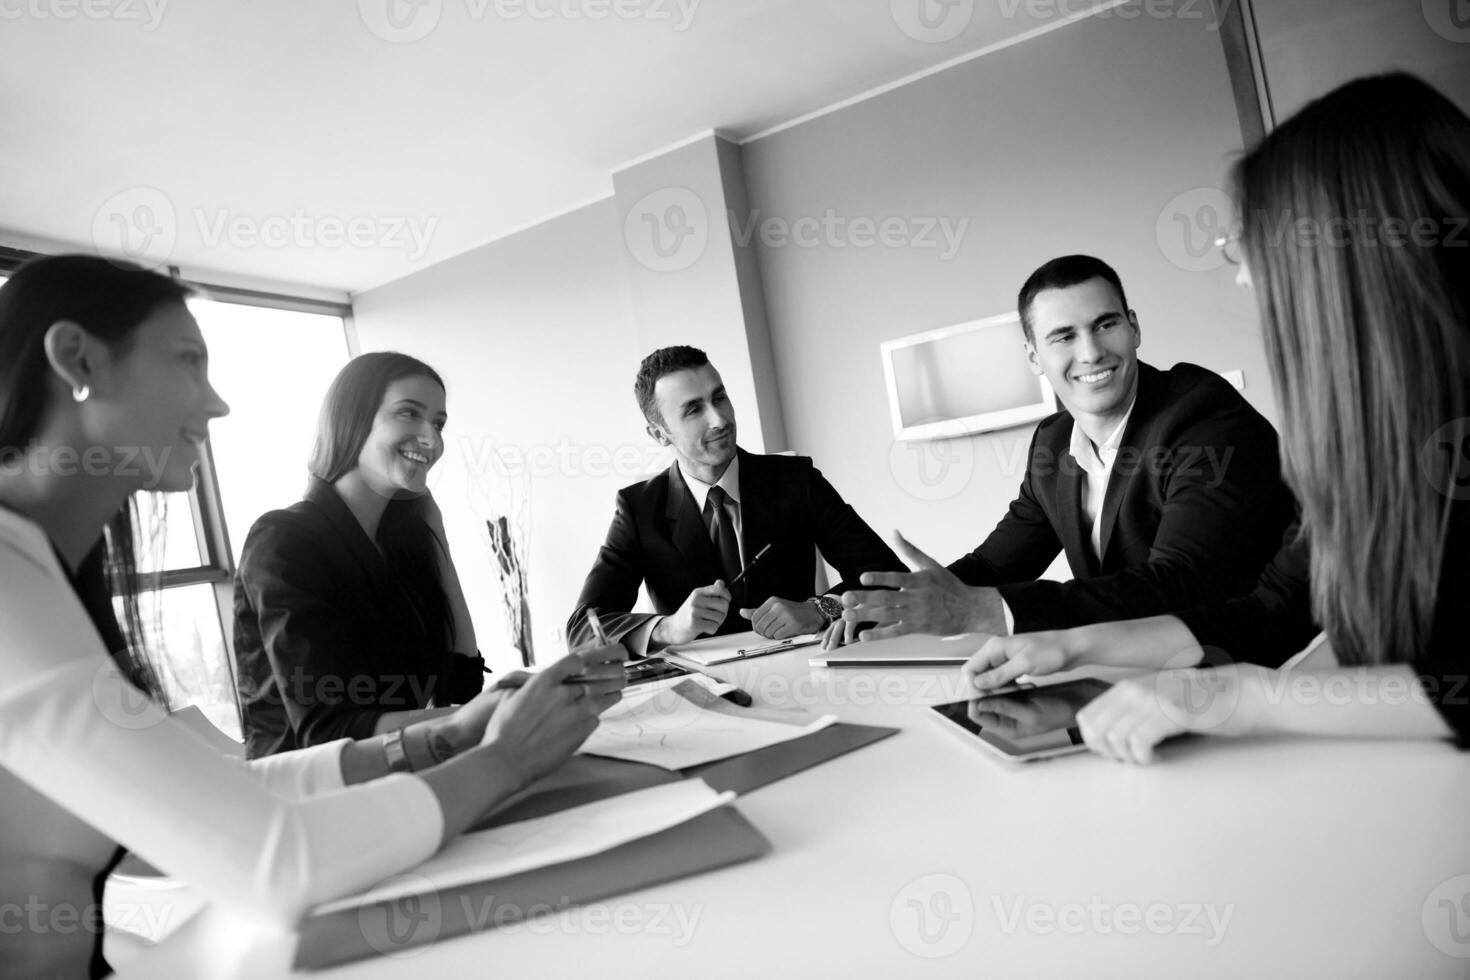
678 454 741 512
1068 401 1136 476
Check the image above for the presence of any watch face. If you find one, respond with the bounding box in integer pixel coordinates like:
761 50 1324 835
817 595 844 621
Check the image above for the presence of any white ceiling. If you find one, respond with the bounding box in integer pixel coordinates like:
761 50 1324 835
0 0 1091 294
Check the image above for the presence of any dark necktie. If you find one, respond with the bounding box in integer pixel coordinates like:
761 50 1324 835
703 485 742 586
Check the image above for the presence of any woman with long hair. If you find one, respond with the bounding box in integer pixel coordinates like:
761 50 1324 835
233 352 497 760
958 72 1470 762
0 255 624 977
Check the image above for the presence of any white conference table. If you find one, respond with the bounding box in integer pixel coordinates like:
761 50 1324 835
125 647 1470 979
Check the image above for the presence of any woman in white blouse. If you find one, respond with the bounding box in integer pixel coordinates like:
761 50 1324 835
0 254 626 978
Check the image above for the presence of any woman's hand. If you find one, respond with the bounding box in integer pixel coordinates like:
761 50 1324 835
962 631 1072 693
1076 664 1270 764
479 646 627 788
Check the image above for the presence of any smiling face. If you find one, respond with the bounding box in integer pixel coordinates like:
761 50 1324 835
1024 277 1141 435
647 363 737 483
352 375 446 498
97 301 231 493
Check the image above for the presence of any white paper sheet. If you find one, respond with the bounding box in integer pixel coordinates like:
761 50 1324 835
665 629 822 666
313 780 734 914
579 679 837 770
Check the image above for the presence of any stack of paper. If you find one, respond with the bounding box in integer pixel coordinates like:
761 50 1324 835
579 678 836 770
665 629 822 666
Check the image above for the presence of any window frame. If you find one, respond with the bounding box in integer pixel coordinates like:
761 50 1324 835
0 245 356 719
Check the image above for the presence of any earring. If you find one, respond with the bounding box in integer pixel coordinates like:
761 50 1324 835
72 384 90 403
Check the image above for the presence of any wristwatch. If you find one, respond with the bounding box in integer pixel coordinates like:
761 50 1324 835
809 594 844 626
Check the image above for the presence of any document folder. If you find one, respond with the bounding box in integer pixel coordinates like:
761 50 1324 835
294 805 769 971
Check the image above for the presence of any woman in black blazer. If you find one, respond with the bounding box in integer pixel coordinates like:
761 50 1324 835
958 73 1470 759
235 352 492 759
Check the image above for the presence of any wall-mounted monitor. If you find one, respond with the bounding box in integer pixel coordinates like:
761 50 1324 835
881 312 1057 442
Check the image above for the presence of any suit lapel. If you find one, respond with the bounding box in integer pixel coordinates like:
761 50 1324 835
664 463 719 581
1095 363 1158 566
734 450 772 585
304 479 422 632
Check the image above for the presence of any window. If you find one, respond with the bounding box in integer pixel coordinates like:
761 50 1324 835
146 295 353 738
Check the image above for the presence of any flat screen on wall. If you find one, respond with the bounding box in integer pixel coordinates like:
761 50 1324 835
881 312 1057 442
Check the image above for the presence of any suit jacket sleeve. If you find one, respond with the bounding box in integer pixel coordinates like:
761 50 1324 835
237 513 391 745
567 491 657 646
997 399 1290 631
947 427 1065 586
1173 523 1321 668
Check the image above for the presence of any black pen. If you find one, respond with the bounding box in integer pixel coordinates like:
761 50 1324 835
728 543 772 589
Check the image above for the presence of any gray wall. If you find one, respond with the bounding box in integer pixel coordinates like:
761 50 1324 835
740 9 1267 565
352 198 651 668
1252 0 1470 121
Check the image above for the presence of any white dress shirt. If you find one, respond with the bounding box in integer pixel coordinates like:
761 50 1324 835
0 506 444 943
995 402 1135 635
1069 403 1136 562
628 456 743 654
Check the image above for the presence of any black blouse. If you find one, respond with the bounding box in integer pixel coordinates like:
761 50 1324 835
232 479 484 758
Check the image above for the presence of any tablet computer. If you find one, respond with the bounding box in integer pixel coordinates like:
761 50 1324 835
807 632 986 667
929 677 1112 763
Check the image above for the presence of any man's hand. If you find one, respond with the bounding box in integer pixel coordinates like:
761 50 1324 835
963 631 1073 693
740 597 825 639
841 532 1006 641
820 617 857 651
652 581 732 646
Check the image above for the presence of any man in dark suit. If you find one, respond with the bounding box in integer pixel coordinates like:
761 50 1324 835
570 346 903 653
837 254 1295 644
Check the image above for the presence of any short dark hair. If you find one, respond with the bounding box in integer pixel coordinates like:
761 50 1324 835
635 345 709 425
1017 255 1130 342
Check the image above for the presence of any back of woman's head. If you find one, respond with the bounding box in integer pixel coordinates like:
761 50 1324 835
309 351 445 484
1233 72 1470 665
0 254 191 461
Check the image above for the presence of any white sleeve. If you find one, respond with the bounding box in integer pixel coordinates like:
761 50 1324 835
0 532 445 929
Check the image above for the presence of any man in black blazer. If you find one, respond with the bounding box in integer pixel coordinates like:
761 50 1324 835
570 346 903 653
839 254 1295 643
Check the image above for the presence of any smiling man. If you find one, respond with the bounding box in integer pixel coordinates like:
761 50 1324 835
836 254 1296 645
570 346 903 653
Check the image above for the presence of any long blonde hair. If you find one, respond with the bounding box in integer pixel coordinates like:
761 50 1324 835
1233 73 1470 665
1240 72 1470 664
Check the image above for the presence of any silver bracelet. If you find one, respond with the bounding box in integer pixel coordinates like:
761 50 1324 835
383 728 412 773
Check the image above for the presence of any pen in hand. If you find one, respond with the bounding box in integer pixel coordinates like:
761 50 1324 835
728 543 772 589
563 608 618 684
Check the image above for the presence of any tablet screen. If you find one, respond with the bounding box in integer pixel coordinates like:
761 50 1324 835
930 678 1113 759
